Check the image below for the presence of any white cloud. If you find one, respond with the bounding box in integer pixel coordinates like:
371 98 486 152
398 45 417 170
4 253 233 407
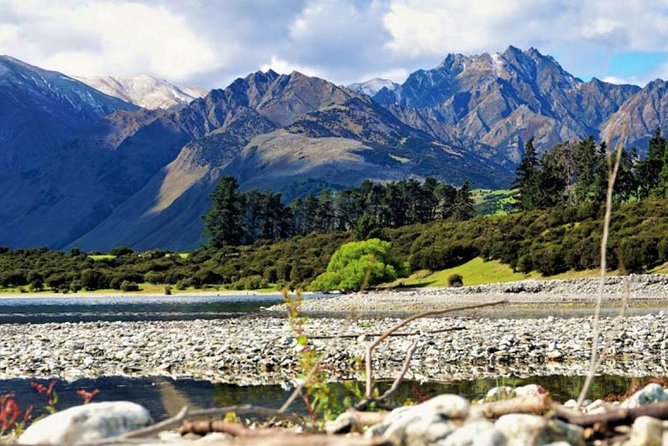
260 56 325 79
0 0 221 81
1 0 667 89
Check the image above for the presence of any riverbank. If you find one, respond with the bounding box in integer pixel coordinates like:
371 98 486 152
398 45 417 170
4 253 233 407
0 289 287 299
1 313 666 385
270 274 668 317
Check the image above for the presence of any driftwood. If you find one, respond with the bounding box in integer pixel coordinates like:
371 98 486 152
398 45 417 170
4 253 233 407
310 326 465 339
179 420 394 445
554 400 668 428
473 394 553 418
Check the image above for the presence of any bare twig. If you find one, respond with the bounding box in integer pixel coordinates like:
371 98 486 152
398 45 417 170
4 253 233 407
377 339 419 401
364 300 508 398
309 326 465 340
577 124 627 407
555 400 668 428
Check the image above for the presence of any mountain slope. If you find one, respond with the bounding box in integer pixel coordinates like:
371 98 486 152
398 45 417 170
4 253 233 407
71 72 509 251
373 47 640 164
75 75 206 110
0 56 139 248
601 79 668 149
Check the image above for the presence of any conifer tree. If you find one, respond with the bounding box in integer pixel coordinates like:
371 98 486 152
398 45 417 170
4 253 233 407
203 176 243 248
513 138 539 210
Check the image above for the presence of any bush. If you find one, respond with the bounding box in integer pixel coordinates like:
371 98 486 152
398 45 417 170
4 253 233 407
120 280 140 292
309 239 409 292
448 274 464 287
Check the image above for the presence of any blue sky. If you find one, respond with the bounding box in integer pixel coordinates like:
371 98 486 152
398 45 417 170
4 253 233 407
1 0 668 89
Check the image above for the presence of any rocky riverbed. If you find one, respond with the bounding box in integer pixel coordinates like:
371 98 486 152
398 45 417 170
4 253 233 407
272 274 668 317
1 312 667 385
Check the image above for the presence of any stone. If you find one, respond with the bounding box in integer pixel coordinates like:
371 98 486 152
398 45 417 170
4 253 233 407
366 394 469 446
626 416 663 446
513 384 547 399
621 383 667 408
325 412 361 435
483 387 515 402
19 401 153 445
439 420 506 446
494 414 584 446
196 432 235 442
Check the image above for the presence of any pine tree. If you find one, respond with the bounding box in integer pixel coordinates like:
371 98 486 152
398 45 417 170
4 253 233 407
638 127 666 198
513 138 539 210
452 181 475 220
203 176 243 248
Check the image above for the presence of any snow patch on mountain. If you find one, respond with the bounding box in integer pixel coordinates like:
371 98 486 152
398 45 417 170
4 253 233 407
75 75 207 110
348 78 398 97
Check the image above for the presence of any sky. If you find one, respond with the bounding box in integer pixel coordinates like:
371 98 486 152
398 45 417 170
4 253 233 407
1 0 668 90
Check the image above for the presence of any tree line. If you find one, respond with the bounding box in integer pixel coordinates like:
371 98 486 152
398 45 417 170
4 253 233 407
514 128 668 211
203 177 475 248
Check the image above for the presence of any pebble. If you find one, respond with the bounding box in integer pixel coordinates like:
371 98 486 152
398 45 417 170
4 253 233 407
0 312 667 384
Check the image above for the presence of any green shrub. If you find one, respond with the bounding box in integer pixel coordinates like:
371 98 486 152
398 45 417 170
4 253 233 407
309 239 408 292
448 274 464 287
120 280 140 292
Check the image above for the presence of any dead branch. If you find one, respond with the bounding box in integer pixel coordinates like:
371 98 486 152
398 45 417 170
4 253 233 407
473 394 552 419
377 339 419 402
364 300 508 398
179 419 395 446
554 400 668 428
577 123 627 408
309 326 465 339
344 410 388 427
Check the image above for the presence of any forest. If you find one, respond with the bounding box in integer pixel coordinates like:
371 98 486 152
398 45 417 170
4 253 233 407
1 129 667 293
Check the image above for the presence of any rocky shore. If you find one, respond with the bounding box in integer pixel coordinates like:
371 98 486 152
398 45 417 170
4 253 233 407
1 312 667 385
276 274 668 317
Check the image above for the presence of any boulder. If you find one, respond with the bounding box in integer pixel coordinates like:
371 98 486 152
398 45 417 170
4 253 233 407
19 401 153 445
626 416 663 446
439 420 506 446
366 394 469 446
494 414 584 446
621 384 667 408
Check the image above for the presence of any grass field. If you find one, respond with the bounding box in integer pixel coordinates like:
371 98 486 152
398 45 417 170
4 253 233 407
383 257 614 288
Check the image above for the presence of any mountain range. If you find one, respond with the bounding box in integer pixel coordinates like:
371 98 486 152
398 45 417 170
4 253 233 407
74 75 207 110
1 47 666 251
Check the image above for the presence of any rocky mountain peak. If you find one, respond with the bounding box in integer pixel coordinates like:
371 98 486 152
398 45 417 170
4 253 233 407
75 75 207 110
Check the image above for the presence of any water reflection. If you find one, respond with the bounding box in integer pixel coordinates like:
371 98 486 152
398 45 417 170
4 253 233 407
1 374 659 421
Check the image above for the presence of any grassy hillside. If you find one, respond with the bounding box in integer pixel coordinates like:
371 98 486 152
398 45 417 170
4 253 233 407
1 200 666 293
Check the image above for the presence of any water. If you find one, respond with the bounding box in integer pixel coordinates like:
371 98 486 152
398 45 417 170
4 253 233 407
0 375 648 421
0 294 309 324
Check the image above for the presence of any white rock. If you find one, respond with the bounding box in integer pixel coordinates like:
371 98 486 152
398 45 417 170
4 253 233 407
19 401 153 445
495 414 546 446
439 420 506 446
367 395 469 446
495 415 584 446
514 384 547 398
626 416 662 446
621 384 667 408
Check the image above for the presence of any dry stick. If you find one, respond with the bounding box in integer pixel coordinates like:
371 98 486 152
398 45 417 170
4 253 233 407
377 338 419 401
364 300 508 398
576 125 627 408
88 404 297 445
278 318 354 414
310 326 465 340
555 400 668 428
